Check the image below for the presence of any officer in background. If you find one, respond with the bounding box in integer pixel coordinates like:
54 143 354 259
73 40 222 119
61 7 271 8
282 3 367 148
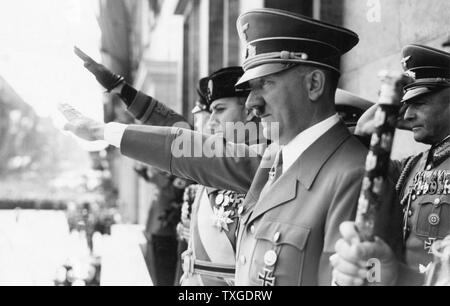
62 9 403 285
141 168 188 285
331 44 450 286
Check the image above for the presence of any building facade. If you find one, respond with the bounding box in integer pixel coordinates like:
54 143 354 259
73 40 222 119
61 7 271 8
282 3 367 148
97 0 165 224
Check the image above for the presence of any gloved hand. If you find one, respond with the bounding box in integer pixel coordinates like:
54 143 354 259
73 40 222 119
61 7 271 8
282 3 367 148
74 46 124 92
330 221 399 286
354 103 412 137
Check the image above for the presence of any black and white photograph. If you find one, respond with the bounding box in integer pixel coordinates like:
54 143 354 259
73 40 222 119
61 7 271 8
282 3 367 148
0 0 449 291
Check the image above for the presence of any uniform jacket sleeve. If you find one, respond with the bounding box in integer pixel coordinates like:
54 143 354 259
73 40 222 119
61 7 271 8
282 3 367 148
120 125 262 194
390 159 406 186
127 90 190 128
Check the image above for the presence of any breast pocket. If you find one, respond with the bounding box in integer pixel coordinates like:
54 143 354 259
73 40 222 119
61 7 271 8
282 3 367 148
414 196 450 239
249 220 310 286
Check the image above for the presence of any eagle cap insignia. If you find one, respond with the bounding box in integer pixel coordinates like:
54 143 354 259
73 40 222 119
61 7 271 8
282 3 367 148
401 56 411 70
240 22 250 41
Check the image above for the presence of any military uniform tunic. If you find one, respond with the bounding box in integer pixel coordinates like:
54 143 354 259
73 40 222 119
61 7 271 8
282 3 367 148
397 137 450 273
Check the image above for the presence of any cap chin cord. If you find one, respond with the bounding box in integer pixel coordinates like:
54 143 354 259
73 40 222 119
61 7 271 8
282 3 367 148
243 51 341 75
243 51 308 70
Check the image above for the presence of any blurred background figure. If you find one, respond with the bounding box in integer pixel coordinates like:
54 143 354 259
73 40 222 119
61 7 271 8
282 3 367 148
137 166 188 286
335 89 374 133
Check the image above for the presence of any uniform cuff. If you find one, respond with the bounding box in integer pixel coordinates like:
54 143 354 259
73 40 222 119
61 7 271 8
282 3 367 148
104 122 128 148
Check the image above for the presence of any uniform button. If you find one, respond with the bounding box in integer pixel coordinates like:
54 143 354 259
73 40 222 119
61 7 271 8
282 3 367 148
240 256 247 265
434 198 441 206
412 195 417 201
250 225 256 235
426 165 432 171
408 210 413 217
273 232 281 243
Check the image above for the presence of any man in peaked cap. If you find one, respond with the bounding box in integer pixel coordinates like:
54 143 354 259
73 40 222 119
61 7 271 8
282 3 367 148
401 44 450 106
332 44 450 286
62 9 402 286
230 8 402 286
235 9 358 87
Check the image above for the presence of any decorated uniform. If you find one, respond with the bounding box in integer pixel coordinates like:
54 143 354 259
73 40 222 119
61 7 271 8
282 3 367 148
181 187 246 285
394 44 450 276
397 137 450 272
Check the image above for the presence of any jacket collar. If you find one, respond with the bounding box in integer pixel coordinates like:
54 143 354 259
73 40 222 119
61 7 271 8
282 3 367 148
297 120 352 190
246 121 352 224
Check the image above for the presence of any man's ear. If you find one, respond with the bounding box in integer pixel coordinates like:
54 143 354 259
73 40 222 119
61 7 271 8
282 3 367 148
305 69 326 101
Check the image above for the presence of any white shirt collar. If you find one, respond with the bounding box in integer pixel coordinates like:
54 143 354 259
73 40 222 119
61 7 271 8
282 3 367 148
281 114 341 173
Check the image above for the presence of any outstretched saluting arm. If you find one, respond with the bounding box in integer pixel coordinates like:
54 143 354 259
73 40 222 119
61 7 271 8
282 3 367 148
74 47 188 128
59 104 261 194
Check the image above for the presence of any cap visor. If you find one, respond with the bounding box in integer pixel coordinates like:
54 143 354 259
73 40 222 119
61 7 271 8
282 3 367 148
401 86 435 103
335 89 374 110
235 63 293 89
